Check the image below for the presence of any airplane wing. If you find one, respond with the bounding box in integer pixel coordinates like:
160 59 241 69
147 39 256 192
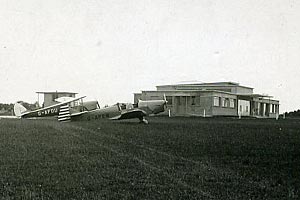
110 109 147 120
54 96 77 103
34 96 86 111
70 111 88 117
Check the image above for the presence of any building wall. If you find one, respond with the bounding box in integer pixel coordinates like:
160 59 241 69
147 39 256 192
156 85 176 91
233 87 253 94
136 90 239 117
135 82 279 118
211 92 237 116
171 94 213 117
157 83 253 94
134 93 142 104
44 94 56 107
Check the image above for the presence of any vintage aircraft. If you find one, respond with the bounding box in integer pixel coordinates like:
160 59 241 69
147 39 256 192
13 96 168 124
0 96 86 120
69 98 168 124
13 96 88 119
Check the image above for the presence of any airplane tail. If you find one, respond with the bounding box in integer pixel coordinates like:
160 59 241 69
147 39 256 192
14 102 27 117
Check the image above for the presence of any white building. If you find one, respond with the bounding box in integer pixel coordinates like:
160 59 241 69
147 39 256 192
134 82 279 118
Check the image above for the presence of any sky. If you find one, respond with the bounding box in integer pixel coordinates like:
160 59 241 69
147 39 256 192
0 0 299 113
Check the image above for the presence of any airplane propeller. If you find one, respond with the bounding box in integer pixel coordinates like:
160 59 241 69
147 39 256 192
163 93 167 102
163 94 171 117
163 93 168 109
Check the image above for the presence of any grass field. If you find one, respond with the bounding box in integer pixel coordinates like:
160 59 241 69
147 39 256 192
0 117 299 199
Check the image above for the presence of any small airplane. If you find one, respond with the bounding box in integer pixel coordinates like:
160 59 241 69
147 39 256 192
13 96 168 124
12 96 88 119
0 96 86 120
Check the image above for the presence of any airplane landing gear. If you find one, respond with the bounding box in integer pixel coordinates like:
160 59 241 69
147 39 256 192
139 117 149 124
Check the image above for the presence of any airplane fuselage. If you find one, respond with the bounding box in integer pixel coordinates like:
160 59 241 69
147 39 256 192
138 100 166 114
21 106 60 118
71 104 121 121
71 100 166 123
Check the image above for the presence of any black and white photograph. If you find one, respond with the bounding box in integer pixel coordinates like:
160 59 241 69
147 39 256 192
0 0 299 199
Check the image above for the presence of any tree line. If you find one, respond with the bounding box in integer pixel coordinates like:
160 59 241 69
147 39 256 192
0 103 14 115
0 102 39 115
284 109 300 117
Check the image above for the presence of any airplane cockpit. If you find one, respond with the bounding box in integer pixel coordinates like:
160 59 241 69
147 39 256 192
70 100 100 113
118 103 134 111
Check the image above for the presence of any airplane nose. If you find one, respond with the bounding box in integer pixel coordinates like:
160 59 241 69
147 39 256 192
163 101 167 111
152 101 166 114
158 101 167 113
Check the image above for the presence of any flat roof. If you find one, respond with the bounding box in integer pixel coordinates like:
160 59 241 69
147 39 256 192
156 82 253 89
138 90 278 100
237 93 273 98
140 89 237 95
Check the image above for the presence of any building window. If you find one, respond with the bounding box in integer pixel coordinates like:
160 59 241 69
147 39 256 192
178 97 181 105
246 106 249 112
222 98 230 107
229 99 235 108
191 96 196 105
225 98 230 107
213 97 220 106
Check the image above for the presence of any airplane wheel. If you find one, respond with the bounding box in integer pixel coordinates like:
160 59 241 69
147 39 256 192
139 118 149 124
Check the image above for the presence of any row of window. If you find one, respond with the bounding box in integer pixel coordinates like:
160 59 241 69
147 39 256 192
165 96 236 107
213 97 235 108
177 96 198 106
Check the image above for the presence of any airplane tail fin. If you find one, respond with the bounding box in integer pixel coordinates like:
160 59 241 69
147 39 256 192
14 102 27 117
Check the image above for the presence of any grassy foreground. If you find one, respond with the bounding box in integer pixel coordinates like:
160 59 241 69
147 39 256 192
0 117 299 199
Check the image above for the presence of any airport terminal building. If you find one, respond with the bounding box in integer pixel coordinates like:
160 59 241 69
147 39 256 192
134 82 279 118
